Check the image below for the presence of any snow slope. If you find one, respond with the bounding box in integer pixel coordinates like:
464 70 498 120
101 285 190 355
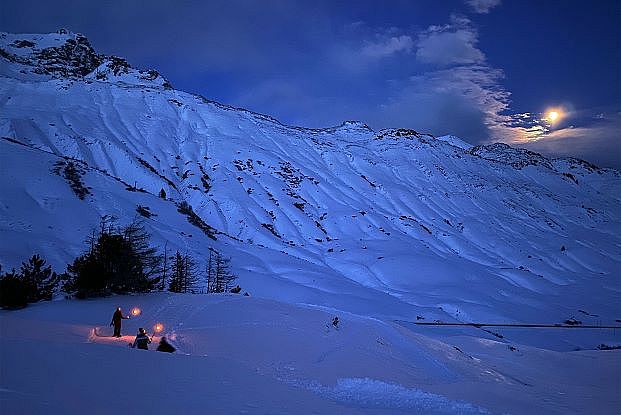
0 31 620 414
1 31 619 326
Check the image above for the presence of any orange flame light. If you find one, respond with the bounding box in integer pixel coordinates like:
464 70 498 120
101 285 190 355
131 307 141 316
153 323 164 333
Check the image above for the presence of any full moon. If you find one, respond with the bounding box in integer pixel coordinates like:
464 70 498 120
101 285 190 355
545 108 564 123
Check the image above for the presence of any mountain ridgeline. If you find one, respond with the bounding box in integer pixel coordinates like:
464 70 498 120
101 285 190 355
1 31 619 326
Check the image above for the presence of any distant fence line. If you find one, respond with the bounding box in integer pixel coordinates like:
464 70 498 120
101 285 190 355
411 322 621 329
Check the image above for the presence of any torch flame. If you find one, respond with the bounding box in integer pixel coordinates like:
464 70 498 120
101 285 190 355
154 323 164 333
131 307 141 316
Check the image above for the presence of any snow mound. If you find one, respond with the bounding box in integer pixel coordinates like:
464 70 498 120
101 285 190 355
310 377 489 414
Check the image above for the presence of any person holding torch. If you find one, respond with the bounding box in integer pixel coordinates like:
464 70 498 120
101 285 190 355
110 307 130 337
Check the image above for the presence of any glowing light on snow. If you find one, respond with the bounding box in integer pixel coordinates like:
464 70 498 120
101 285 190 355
153 323 164 333
131 307 141 316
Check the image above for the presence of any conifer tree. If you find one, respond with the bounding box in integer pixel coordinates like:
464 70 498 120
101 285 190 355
160 241 169 291
20 254 59 302
168 251 198 293
206 249 236 293
0 270 27 309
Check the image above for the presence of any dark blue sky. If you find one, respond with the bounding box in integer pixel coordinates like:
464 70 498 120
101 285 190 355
2 0 620 168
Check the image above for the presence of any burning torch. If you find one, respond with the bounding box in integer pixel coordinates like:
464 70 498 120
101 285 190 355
152 323 164 340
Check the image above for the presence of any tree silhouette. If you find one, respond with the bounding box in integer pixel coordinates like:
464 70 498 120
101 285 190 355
0 270 27 309
63 218 161 298
168 251 198 293
206 249 236 293
20 254 59 302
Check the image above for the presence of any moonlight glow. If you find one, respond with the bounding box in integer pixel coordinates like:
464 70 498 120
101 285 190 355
545 108 564 123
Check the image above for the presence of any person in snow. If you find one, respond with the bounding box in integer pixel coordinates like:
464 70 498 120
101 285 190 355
156 337 176 353
110 307 130 337
131 328 151 350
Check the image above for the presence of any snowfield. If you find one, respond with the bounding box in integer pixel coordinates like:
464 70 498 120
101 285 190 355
2 293 619 414
0 31 620 414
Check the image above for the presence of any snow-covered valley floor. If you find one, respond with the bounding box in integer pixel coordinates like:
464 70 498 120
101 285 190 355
1 293 619 414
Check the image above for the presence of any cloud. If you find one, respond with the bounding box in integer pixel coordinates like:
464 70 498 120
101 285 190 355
361 35 414 58
514 116 621 169
416 16 485 66
373 16 511 141
359 65 512 142
269 16 524 143
406 16 581 148
465 0 502 14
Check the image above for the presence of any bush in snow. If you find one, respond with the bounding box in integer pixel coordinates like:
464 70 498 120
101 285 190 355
597 344 621 350
177 201 217 240
136 205 154 218
52 160 91 200
63 218 162 298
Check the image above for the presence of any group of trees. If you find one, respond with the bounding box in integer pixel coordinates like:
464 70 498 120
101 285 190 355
0 255 59 309
164 248 236 294
0 216 237 309
62 218 163 298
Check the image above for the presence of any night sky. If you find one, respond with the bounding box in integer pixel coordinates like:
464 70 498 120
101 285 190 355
2 0 620 168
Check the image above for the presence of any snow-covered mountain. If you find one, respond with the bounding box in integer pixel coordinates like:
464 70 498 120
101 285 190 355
1 30 620 327
1 30 621 414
